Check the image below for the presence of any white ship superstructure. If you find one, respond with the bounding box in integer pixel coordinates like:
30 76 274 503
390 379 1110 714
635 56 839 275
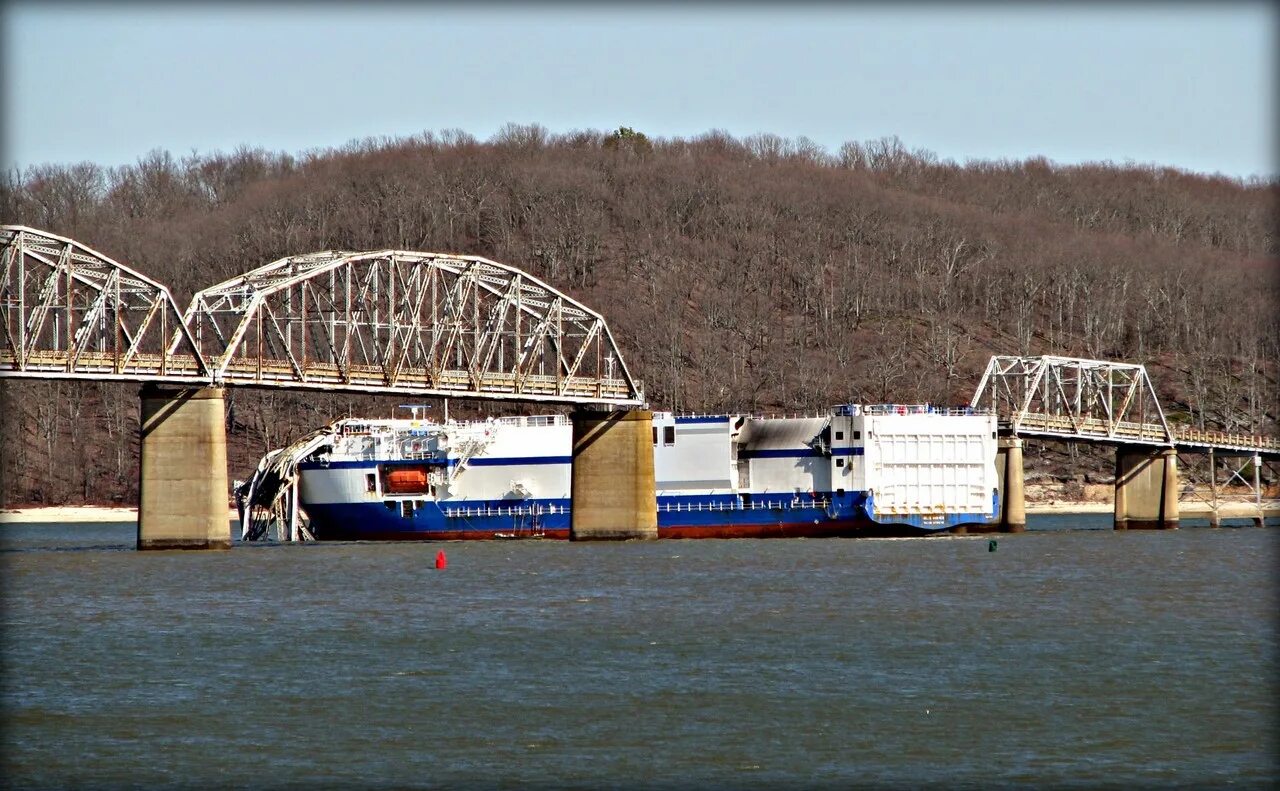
239 405 999 540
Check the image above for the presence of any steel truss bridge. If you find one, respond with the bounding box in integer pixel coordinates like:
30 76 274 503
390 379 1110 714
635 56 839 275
0 225 1275 450
971 355 1279 455
0 225 642 406
971 354 1279 515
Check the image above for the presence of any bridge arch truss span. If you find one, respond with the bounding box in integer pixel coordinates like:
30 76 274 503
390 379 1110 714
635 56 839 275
180 249 643 405
971 354 1172 445
0 225 208 382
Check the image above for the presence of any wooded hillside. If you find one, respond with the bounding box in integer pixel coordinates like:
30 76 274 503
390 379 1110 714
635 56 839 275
2 125 1276 506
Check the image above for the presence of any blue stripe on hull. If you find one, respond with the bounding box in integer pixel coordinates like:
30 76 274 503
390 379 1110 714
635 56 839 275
304 499 572 540
301 491 996 540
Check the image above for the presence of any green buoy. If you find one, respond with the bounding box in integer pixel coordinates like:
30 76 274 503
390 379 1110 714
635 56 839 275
988 539 998 552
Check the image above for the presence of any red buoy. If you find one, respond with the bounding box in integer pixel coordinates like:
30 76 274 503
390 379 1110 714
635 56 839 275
435 550 447 569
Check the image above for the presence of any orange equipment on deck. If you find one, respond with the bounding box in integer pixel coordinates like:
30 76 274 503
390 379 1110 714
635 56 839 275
384 467 429 494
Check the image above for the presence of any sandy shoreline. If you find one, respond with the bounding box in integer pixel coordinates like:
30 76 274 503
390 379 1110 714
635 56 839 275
0 506 241 524
1025 501 1112 514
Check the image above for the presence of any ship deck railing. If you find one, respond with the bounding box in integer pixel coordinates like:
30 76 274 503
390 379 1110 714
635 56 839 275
658 405 996 421
854 404 995 417
658 497 833 512
438 497 846 519
442 503 565 518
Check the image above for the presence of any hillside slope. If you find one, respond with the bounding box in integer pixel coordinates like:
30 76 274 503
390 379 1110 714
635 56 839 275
1 127 1276 505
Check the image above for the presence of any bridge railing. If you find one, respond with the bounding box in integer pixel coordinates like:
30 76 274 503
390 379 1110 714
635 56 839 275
1010 413 1168 442
1008 407 1279 453
0 348 635 402
0 349 207 381
1171 427 1280 453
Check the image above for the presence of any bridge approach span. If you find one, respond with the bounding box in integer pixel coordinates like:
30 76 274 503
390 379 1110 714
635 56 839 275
970 354 1278 532
970 354 1279 455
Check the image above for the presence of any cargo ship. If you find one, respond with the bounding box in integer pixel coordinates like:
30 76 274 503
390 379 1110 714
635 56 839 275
238 404 1000 540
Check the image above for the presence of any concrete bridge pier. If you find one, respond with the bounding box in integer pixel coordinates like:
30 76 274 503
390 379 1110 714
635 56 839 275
1114 447 1179 530
137 384 232 550
995 437 1026 532
570 409 657 540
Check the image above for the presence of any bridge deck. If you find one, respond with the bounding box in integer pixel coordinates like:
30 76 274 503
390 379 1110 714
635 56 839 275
0 350 637 403
1006 414 1280 455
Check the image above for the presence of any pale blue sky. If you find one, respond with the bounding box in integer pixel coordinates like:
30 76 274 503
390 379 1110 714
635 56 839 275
3 3 1275 179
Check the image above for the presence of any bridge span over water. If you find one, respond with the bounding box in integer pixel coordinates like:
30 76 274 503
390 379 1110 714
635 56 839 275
971 354 1278 455
1 224 650 547
971 354 1278 531
1 225 1276 544
0 225 642 406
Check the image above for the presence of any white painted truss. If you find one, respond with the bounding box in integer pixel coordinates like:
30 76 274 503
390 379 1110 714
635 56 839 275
1 226 642 405
0 225 208 382
971 355 1278 454
177 248 643 405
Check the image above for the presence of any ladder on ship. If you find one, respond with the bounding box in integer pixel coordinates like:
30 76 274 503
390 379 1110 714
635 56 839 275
447 426 497 483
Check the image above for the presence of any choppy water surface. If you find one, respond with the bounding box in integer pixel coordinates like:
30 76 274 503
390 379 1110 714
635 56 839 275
3 515 1277 789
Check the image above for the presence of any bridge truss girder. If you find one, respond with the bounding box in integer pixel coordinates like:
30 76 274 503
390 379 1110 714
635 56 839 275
0 225 208 383
971 354 1172 445
1176 449 1277 521
179 249 643 405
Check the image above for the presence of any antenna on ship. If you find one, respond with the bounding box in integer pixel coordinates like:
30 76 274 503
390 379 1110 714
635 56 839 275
398 404 431 420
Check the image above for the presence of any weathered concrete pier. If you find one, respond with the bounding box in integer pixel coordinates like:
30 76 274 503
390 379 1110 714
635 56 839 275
570 410 658 540
994 437 1027 532
1114 448 1179 530
137 385 231 549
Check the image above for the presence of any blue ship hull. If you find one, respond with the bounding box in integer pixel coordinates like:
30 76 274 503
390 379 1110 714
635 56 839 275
302 491 994 540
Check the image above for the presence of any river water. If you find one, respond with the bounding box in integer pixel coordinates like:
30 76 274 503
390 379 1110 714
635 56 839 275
2 515 1276 789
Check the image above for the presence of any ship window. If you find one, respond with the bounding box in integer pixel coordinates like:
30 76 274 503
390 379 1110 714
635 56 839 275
835 431 844 440
992 431 997 439
384 500 396 511
652 426 658 445
837 488 845 497
401 501 414 518
836 458 845 468
663 426 675 446
365 473 377 493
853 431 861 440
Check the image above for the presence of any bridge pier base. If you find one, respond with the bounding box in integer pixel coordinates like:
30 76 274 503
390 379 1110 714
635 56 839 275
1114 447 1178 530
570 410 657 541
995 437 1026 532
137 385 231 550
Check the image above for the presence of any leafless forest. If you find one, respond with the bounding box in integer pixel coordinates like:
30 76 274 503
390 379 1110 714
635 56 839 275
1 125 1276 506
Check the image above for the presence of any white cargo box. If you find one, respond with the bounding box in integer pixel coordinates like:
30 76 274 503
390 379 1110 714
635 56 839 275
860 408 998 518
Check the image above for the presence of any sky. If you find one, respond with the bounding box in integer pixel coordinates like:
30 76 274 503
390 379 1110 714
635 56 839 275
2 2 1275 180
